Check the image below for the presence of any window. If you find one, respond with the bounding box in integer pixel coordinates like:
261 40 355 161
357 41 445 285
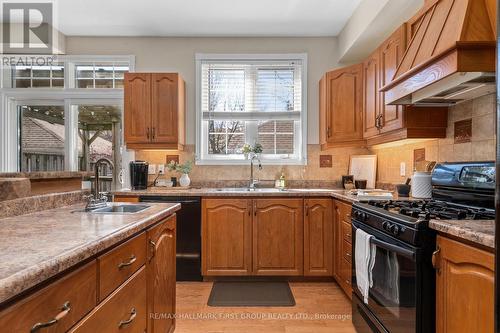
0 55 134 178
196 54 307 165
75 63 129 88
19 105 65 172
12 64 64 88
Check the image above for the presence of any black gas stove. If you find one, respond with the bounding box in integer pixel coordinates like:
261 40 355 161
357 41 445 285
351 161 495 333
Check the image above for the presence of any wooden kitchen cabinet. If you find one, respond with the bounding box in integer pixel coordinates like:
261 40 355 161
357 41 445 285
363 24 448 145
333 200 353 299
363 50 380 139
147 215 177 333
304 198 333 276
434 235 494 333
124 72 185 150
202 198 253 276
253 198 304 276
319 63 365 149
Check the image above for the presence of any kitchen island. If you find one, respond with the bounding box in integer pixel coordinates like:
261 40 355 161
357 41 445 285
0 201 180 333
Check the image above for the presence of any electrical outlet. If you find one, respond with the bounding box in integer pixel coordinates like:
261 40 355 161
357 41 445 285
400 162 406 177
158 164 165 174
148 164 156 175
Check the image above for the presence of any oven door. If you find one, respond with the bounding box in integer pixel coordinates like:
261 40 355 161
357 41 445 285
352 220 419 333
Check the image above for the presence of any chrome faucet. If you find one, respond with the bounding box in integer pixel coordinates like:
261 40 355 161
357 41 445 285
85 158 113 211
249 154 262 190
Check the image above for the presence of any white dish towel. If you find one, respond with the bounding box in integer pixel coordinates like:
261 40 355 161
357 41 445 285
355 228 377 304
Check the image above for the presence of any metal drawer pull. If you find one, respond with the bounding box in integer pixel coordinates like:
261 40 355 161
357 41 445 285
30 301 71 333
118 255 137 269
118 308 137 329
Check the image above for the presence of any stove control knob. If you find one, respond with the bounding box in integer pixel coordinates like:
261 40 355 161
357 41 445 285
382 221 390 230
390 224 400 236
353 211 360 219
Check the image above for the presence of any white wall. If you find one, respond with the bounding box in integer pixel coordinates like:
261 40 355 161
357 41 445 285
65 36 340 145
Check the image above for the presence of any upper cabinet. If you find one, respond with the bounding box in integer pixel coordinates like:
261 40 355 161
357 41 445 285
363 25 449 145
319 63 365 149
124 73 185 150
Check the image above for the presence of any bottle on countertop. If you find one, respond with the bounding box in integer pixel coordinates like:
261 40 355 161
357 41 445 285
279 171 286 189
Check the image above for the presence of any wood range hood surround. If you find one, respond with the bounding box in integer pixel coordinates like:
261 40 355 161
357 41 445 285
381 0 497 106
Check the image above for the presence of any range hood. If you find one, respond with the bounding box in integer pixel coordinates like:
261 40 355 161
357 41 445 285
381 0 497 106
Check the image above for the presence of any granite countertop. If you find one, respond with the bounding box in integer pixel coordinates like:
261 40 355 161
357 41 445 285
429 219 495 250
114 187 360 203
0 202 180 305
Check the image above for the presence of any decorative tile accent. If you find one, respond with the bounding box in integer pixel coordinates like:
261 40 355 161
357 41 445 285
454 118 472 143
319 155 333 168
166 155 179 164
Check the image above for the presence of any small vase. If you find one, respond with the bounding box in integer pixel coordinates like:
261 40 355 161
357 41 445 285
179 173 191 187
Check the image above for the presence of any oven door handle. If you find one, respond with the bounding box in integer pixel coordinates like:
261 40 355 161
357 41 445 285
353 225 416 260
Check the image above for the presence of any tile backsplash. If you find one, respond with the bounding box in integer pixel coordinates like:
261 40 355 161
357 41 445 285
371 93 496 185
136 144 369 186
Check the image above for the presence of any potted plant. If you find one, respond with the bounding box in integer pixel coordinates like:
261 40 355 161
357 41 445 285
167 160 193 187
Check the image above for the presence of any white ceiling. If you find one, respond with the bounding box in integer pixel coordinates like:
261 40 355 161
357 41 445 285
57 0 363 37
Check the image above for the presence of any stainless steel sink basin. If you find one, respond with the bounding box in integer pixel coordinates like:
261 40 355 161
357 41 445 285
89 204 151 214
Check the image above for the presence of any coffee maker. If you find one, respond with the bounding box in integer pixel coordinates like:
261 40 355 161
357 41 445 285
129 161 148 190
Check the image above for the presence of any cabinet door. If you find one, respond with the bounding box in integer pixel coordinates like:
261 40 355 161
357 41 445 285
124 73 151 144
151 73 179 144
435 236 494 333
202 198 252 276
253 198 303 276
363 51 380 138
147 216 176 333
304 198 333 276
379 26 406 133
324 64 364 146
333 200 352 298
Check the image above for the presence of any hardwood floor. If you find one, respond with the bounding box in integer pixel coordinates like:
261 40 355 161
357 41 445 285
175 282 356 333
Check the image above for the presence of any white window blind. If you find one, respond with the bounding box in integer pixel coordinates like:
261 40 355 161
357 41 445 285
196 55 307 165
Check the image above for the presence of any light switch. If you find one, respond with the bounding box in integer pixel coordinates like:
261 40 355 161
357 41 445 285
148 164 156 175
400 162 406 177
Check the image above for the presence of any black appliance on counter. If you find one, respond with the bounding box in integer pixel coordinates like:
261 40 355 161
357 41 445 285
130 161 149 190
352 161 495 333
139 196 202 281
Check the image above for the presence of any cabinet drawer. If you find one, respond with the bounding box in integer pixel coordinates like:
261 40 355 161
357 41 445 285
0 261 97 333
70 266 147 333
98 232 146 301
336 201 352 223
342 222 352 244
342 240 352 263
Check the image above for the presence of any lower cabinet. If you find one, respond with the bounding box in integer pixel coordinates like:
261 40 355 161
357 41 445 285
304 198 333 276
0 215 177 333
147 215 177 333
70 267 147 333
333 200 353 298
202 198 252 276
202 197 335 277
434 235 494 333
253 198 303 276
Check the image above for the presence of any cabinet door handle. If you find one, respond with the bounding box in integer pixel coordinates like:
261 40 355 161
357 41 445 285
146 127 150 140
305 204 309 216
118 255 137 270
327 126 331 138
254 202 257 216
118 308 137 329
30 301 71 332
152 127 156 140
432 247 441 273
149 240 156 260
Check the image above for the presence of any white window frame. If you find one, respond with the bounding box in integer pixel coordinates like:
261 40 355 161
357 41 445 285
195 53 308 165
0 55 135 173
